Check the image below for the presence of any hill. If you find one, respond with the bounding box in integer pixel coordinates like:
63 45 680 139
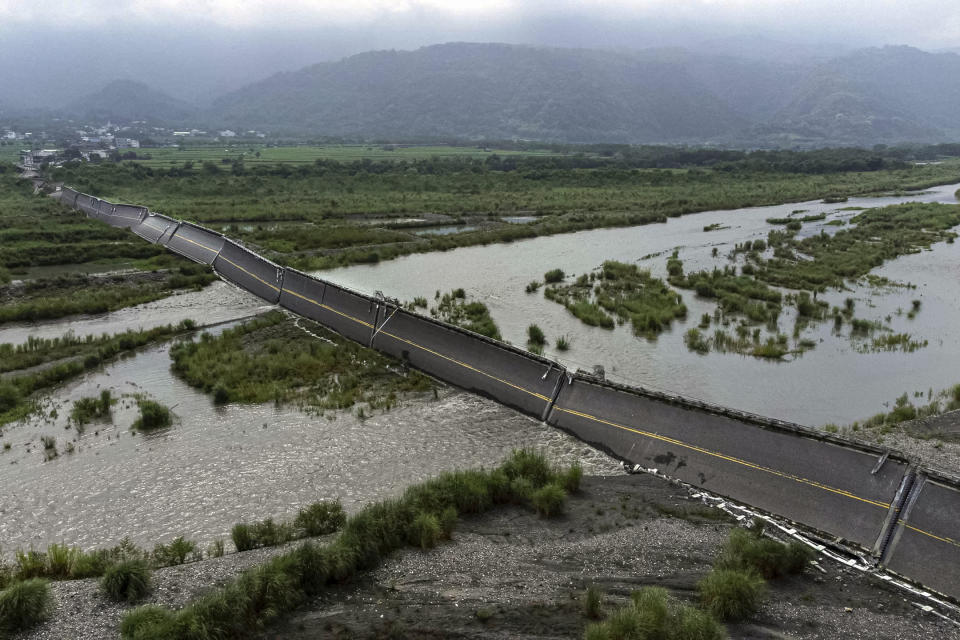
210 43 746 143
66 80 198 124
752 46 960 145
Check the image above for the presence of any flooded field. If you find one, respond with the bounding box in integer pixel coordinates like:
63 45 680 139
321 183 960 426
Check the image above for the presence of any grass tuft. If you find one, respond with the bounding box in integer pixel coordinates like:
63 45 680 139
101 560 152 603
697 568 765 621
0 578 52 635
582 585 604 619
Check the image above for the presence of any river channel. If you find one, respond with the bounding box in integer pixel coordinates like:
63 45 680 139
321 183 960 427
1 183 957 554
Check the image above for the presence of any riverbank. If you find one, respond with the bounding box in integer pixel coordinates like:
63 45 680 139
18 474 957 640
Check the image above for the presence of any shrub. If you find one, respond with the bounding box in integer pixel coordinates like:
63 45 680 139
120 605 177 639
407 513 442 550
45 544 77 578
232 524 254 552
525 280 541 293
698 568 765 621
543 268 565 283
232 518 296 552
102 560 151 603
559 462 582 493
207 539 225 559
582 585 604 619
530 483 566 517
501 448 552 487
14 550 47 579
153 537 196 567
293 500 346 537
438 506 458 539
585 586 724 640
716 527 814 579
212 385 231 405
527 324 546 346
555 334 571 351
123 451 585 638
0 578 52 634
132 399 171 431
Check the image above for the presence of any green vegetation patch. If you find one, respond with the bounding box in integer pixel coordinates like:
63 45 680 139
430 289 501 340
835 386 960 436
120 449 579 639
545 261 686 339
170 311 434 412
70 390 114 426
0 578 52 635
0 265 216 325
0 321 195 428
44 153 960 272
232 501 345 552
759 202 960 291
131 398 172 432
101 560 152 603
584 586 725 640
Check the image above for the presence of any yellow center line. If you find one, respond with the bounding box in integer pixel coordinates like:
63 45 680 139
379 329 552 402
554 406 891 510
283 288 373 329
281 288 550 402
174 234 220 255
215 254 280 292
898 520 960 549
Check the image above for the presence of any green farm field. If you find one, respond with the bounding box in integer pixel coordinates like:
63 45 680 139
124 144 557 167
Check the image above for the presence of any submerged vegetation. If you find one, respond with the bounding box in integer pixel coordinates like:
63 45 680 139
0 320 197 427
544 261 686 339
668 201 960 359
170 311 433 413
430 288 501 340
827 385 960 436
131 398 172 432
70 390 114 426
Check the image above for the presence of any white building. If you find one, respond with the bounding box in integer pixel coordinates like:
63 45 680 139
218 130 237 138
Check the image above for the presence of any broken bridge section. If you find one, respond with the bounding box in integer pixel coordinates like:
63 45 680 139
50 183 960 602
547 376 909 550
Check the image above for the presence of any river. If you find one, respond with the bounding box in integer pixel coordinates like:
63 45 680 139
319 183 960 427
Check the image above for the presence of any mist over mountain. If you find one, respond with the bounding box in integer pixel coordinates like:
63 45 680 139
27 41 960 148
205 42 960 146
65 80 198 124
762 46 960 144
210 43 747 143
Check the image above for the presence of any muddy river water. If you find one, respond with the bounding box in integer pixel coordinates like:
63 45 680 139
321 183 960 427
1 184 958 553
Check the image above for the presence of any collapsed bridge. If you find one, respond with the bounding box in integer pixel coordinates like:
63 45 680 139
57 185 960 603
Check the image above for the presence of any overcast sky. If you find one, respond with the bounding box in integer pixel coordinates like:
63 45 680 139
1 0 958 108
2 0 959 46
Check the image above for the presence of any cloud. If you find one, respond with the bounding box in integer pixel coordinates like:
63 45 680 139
1 0 958 48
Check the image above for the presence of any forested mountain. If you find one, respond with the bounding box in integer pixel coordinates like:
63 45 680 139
210 43 747 143
749 46 960 145
66 80 198 124
209 43 960 146
57 43 960 147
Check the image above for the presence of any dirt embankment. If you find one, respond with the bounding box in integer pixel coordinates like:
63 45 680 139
267 474 959 640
